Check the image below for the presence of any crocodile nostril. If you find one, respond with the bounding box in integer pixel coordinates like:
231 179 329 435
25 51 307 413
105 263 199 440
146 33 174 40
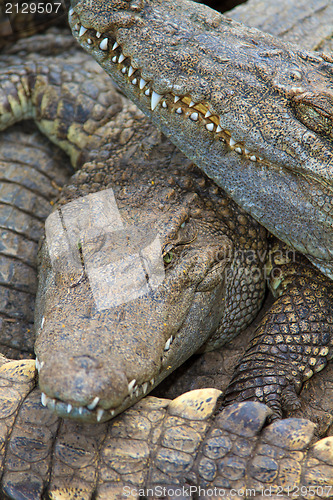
38 352 130 409
70 355 101 371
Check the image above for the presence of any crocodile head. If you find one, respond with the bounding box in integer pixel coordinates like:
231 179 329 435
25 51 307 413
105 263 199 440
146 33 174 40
69 0 333 279
34 175 254 423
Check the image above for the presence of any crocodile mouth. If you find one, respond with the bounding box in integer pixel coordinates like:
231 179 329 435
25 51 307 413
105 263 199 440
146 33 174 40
69 10 265 164
35 332 176 423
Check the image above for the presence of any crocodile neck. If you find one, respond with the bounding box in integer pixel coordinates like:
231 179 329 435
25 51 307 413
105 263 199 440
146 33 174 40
69 0 333 279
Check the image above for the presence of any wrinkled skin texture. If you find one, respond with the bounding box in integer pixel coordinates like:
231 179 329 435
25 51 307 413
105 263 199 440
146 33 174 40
70 0 333 280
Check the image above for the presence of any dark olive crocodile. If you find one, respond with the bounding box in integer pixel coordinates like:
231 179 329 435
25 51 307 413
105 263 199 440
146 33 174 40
69 0 333 281
1 0 333 498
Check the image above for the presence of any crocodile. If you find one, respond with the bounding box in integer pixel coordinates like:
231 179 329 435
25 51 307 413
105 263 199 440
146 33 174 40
8 0 330 423
4 0 330 498
68 0 333 281
1 22 330 424
2 357 333 500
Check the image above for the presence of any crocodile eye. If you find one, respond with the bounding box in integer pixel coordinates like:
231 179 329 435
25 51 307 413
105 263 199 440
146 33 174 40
292 94 333 139
163 252 173 264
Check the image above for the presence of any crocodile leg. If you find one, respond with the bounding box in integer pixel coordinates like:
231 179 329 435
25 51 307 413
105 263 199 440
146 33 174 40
223 247 333 418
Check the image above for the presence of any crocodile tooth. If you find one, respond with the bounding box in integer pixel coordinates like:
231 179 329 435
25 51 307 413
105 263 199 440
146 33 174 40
244 148 250 155
99 38 108 50
151 91 163 110
110 409 115 416
162 101 167 108
87 396 100 410
143 382 148 394
41 317 45 329
35 358 40 371
112 56 117 63
112 41 119 50
135 387 140 397
189 100 195 107
41 393 48 407
87 39 92 45
176 107 183 114
97 408 104 422
67 404 72 413
118 53 125 63
78 406 83 415
206 123 214 132
128 379 137 393
128 66 135 77
48 398 56 410
121 67 127 74
40 361 45 370
229 137 236 147
235 147 242 154
96 31 102 38
174 95 181 103
150 377 155 385
132 78 137 85
79 26 87 37
250 155 257 162
205 111 212 118
216 125 222 132
164 336 174 351
74 23 80 31
190 112 198 121
139 78 147 89
144 88 150 96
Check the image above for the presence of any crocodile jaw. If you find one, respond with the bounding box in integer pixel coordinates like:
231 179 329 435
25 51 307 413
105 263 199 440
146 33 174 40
69 0 333 279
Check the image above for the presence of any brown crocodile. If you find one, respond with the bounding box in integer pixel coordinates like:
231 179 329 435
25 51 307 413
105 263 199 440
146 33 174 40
0 0 330 498
1 29 330 425
69 0 333 281
2 357 333 500
0 0 332 428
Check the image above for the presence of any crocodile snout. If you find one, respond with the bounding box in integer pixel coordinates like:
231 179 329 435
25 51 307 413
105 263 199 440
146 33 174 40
36 346 131 422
